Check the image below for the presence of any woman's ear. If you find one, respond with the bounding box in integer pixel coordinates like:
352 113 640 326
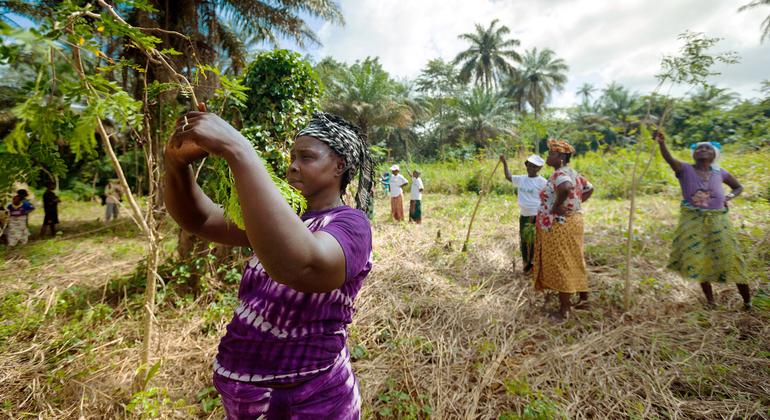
334 156 347 177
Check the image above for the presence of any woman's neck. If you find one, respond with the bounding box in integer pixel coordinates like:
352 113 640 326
306 193 344 212
693 160 711 171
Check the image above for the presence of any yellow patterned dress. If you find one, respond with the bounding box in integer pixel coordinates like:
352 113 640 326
533 166 593 293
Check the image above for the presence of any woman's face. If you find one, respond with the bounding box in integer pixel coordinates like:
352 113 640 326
546 150 563 168
693 144 716 163
288 136 345 198
525 161 542 176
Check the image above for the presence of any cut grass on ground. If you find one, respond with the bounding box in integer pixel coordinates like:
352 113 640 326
1 190 768 418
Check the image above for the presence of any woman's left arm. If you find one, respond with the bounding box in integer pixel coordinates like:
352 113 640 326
552 181 574 215
581 188 594 202
580 176 594 202
723 172 743 201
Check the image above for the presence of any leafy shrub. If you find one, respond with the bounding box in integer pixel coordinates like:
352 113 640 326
66 180 97 201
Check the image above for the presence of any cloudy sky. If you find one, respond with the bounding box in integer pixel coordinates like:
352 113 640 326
287 0 770 107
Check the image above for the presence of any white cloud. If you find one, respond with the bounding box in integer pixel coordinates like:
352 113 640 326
300 0 770 107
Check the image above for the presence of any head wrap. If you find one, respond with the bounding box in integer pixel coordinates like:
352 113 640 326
547 138 575 154
690 141 721 170
296 112 375 213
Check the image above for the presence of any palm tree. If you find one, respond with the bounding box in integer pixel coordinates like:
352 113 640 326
504 48 569 119
323 57 412 139
453 19 521 92
374 80 434 160
688 85 739 110
2 1 344 76
739 0 770 42
577 83 596 105
0 1 51 25
597 82 639 124
761 79 770 94
446 87 514 148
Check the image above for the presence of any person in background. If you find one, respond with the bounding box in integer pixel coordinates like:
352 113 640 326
388 165 408 222
500 154 547 273
104 179 123 223
40 182 60 237
408 170 425 224
6 189 35 247
380 171 391 196
533 140 594 320
656 132 750 309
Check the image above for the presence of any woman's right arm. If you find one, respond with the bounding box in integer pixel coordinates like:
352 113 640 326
655 132 682 174
164 144 250 247
499 155 513 182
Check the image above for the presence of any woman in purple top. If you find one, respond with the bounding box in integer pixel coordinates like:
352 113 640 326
164 104 374 419
656 132 750 309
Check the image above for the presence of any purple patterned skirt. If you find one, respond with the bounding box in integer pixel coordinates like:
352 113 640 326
213 348 360 419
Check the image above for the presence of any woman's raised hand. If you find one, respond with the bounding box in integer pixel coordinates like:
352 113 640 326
653 130 666 144
168 102 248 162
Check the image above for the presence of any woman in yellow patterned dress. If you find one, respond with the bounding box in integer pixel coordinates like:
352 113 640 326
533 139 594 320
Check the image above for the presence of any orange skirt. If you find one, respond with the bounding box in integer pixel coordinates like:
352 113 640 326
390 195 404 221
533 214 588 293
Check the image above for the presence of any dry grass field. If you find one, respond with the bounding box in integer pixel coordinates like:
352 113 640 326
1 170 769 419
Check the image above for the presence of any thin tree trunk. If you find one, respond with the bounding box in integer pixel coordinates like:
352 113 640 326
462 160 501 252
533 110 541 154
625 98 673 311
623 144 641 310
94 117 160 391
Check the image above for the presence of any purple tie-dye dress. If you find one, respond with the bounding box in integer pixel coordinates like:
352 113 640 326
213 206 372 419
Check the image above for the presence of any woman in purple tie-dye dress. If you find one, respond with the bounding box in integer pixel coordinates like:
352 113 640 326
164 106 374 419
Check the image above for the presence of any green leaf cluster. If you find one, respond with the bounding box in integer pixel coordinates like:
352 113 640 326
240 49 321 174
204 50 320 226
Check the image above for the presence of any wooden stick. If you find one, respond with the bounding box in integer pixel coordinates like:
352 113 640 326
462 160 501 252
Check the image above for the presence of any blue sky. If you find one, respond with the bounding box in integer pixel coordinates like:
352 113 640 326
273 0 770 107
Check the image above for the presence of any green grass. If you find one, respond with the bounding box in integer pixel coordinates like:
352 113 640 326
392 145 770 201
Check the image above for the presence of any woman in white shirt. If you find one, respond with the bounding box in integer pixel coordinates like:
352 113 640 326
500 154 547 272
388 165 408 221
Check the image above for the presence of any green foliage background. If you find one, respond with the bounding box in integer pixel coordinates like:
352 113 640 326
204 50 320 227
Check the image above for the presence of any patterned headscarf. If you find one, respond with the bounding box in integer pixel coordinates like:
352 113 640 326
296 112 375 213
547 138 575 154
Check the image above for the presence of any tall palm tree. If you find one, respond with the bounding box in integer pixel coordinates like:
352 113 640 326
374 80 433 160
577 83 596 105
760 79 770 98
504 48 569 119
446 87 514 148
453 19 521 92
597 82 639 124
739 0 770 42
323 57 412 139
688 85 739 110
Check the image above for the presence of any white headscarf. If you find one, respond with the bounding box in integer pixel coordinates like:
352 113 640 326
690 141 721 170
